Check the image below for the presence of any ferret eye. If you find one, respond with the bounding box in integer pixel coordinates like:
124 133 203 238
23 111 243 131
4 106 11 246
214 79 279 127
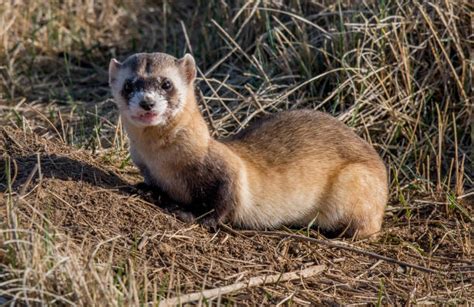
161 79 173 91
123 80 132 93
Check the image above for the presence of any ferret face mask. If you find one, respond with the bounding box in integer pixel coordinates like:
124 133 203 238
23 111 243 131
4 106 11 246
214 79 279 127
109 53 196 127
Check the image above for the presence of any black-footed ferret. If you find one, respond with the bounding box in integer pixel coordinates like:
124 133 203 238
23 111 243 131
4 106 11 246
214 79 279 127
109 52 388 238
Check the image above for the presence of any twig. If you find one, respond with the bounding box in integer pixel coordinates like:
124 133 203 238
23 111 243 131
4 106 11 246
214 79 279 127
18 162 38 196
158 264 326 306
251 231 444 275
180 20 193 54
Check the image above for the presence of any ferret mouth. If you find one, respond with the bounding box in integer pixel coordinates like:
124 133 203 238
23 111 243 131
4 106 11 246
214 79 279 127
132 112 159 123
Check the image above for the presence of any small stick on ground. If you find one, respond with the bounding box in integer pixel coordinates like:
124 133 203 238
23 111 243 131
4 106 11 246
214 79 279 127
158 264 326 306
19 163 39 196
253 231 444 275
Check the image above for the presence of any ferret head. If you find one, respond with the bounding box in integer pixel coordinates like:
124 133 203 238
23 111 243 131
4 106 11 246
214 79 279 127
108 52 196 127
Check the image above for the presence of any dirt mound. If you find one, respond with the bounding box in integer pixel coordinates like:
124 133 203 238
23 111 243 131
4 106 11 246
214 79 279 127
0 127 471 304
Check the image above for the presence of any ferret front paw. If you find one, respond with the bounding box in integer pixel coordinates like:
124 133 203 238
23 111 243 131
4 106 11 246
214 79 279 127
198 214 219 232
121 182 150 195
124 182 151 195
165 207 196 223
134 182 152 192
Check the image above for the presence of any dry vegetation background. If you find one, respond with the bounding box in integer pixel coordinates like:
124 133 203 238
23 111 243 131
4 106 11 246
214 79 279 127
0 0 472 305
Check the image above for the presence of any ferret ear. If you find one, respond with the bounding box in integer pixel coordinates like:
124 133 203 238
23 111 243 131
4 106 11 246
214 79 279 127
177 53 196 84
108 58 122 85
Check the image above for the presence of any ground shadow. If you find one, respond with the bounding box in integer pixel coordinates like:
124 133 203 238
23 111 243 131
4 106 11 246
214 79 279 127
0 152 178 212
0 154 130 194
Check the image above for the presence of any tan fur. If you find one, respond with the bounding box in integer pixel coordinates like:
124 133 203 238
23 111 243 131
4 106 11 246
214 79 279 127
225 111 388 237
109 52 388 238
123 92 212 204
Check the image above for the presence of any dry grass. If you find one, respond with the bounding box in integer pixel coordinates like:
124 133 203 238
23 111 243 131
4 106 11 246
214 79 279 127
0 0 472 305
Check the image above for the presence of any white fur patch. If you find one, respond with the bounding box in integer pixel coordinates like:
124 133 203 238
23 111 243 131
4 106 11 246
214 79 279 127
126 90 169 126
110 64 189 128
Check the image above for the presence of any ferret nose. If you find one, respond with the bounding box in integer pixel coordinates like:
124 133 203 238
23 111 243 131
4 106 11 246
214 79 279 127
139 100 155 111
